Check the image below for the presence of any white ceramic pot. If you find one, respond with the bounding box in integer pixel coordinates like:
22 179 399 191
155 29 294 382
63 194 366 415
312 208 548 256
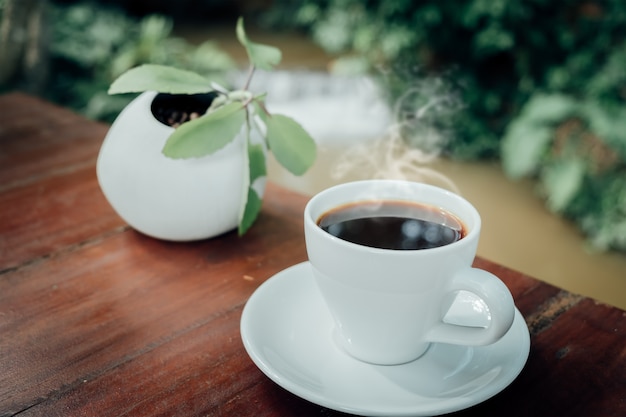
97 91 263 241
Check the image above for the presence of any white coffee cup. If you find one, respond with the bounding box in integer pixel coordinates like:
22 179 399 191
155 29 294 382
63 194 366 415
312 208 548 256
304 180 515 365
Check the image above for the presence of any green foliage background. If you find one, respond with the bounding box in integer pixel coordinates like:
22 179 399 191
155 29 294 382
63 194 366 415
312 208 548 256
261 0 626 252
0 1 235 122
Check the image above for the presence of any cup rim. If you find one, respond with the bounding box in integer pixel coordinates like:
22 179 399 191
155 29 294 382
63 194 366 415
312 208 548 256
304 179 481 255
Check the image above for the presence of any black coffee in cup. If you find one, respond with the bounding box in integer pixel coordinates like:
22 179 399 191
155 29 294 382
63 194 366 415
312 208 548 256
317 200 466 250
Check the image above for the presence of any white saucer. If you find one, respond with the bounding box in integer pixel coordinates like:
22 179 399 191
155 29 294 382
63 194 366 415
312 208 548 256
240 262 530 417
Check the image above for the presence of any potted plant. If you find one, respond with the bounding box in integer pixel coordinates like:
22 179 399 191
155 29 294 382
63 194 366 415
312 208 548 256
97 18 317 241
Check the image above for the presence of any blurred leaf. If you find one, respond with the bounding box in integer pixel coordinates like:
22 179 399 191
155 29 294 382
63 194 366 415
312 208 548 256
108 64 212 95
236 17 282 70
162 102 245 159
501 120 552 178
541 158 586 212
520 94 577 124
473 23 514 55
140 14 172 41
502 92 584 179
295 4 321 24
51 4 130 66
265 114 317 175
311 9 355 53
379 26 415 59
583 102 626 160
190 41 237 74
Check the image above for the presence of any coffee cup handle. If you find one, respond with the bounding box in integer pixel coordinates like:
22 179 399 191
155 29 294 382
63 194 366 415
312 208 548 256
426 268 516 346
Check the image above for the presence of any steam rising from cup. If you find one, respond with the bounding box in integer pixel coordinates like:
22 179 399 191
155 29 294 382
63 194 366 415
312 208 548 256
331 68 463 194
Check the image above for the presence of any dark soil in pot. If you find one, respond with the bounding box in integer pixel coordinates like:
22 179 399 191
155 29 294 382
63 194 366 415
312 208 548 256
151 92 218 127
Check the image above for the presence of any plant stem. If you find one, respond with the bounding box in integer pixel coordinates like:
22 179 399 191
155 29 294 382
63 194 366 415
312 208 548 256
207 64 256 115
242 64 256 91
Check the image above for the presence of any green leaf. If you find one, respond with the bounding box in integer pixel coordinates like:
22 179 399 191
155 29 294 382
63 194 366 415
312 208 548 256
162 102 245 159
238 187 263 235
501 120 552 179
248 143 266 183
541 158 586 212
236 17 282 71
520 93 577 124
252 99 269 125
238 142 266 235
237 138 267 235
265 114 316 175
108 64 212 95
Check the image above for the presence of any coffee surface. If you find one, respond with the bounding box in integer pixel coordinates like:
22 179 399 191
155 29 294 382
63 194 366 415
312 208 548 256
317 200 466 250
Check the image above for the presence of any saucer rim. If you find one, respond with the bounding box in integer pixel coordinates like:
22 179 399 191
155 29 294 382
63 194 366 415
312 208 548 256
240 261 530 417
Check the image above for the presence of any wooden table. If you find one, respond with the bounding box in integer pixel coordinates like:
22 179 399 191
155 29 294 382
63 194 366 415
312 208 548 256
1 93 625 417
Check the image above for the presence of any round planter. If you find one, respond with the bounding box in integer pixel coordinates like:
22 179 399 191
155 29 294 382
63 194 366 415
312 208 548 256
97 91 263 241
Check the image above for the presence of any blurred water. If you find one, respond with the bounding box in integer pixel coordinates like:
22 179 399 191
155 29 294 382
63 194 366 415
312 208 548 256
230 70 393 146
